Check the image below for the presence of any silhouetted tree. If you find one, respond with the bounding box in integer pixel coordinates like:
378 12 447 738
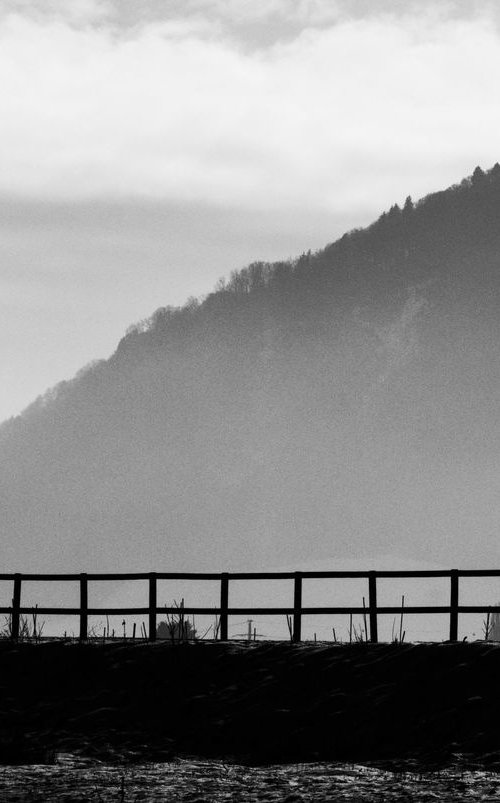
403 195 413 214
490 163 500 182
471 165 486 186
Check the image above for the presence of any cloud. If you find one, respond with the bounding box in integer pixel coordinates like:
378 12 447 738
1 6 500 215
7 0 500 33
7 0 113 25
13 0 500 36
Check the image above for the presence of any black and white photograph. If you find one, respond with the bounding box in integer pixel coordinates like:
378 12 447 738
2 0 500 800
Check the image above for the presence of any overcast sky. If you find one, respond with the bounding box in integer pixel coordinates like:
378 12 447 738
1 0 500 421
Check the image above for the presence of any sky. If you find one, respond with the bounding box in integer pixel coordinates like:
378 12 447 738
1 0 500 421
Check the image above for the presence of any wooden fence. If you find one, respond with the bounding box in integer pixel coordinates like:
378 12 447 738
1 569 500 642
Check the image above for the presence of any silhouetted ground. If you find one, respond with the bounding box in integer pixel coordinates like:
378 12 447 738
2 640 500 770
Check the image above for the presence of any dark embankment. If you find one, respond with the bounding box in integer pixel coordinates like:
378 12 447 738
2 640 500 767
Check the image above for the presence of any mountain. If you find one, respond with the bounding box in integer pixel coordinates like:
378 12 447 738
2 164 500 573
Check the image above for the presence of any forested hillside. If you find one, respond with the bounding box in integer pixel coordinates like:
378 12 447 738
2 165 500 572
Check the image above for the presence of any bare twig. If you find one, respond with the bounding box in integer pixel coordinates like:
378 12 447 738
483 610 492 641
362 597 368 642
399 595 405 643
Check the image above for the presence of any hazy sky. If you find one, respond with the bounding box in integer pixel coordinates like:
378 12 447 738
1 0 500 421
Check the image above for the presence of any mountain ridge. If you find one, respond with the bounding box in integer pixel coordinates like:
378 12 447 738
2 164 500 573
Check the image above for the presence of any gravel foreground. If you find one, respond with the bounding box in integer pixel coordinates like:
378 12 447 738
2 758 500 802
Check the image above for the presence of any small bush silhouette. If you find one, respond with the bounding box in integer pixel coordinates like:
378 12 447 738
156 599 197 642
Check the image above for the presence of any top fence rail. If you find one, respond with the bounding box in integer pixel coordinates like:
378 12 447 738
3 569 500 581
2 569 500 643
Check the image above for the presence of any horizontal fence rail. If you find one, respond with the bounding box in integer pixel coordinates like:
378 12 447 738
1 570 500 643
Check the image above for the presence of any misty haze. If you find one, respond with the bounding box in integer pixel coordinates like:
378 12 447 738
2 165 500 577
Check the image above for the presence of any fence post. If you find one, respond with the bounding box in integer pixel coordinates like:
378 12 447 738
79 573 88 641
293 572 302 643
11 574 21 641
449 570 459 641
220 573 229 641
368 571 378 643
149 573 157 642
